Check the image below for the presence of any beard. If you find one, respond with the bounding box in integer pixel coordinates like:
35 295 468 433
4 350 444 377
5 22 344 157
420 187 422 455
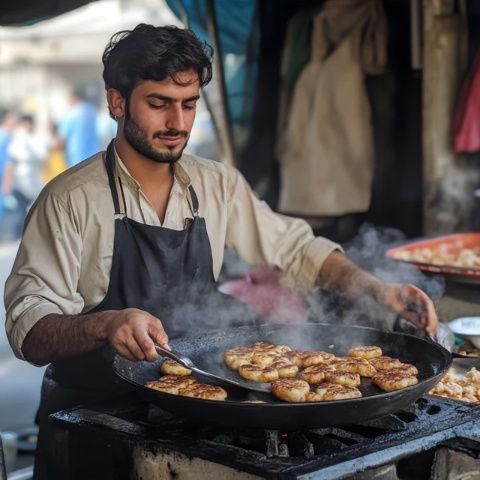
123 110 189 164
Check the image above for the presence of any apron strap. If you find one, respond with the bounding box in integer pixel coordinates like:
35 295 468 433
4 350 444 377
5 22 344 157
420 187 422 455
188 185 199 216
105 140 126 216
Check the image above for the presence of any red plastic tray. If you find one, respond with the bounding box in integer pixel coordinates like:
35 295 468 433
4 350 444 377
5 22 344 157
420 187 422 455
385 233 480 284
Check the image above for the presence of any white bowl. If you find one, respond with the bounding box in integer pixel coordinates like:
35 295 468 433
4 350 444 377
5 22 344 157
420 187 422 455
448 317 480 348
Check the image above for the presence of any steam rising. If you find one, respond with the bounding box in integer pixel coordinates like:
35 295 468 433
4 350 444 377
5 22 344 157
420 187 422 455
308 223 445 339
166 224 444 361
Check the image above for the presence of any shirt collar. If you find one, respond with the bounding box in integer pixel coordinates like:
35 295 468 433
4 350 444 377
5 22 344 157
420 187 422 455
113 144 192 192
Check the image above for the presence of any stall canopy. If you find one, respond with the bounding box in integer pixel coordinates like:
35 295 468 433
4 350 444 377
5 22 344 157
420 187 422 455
0 0 96 26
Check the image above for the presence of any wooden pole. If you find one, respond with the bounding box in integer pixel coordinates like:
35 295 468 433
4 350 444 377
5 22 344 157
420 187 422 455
205 0 236 166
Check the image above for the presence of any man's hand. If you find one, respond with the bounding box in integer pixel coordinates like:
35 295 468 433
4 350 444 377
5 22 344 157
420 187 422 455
318 251 439 335
380 283 439 336
105 308 170 362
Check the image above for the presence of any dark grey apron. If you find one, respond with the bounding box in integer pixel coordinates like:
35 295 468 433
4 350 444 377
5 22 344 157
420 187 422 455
33 141 257 479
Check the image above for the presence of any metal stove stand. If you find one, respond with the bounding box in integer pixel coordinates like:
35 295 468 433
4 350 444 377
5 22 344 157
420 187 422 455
49 395 480 480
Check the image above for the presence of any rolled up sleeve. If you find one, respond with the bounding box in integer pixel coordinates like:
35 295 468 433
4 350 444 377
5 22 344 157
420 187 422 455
224 167 342 293
5 190 85 360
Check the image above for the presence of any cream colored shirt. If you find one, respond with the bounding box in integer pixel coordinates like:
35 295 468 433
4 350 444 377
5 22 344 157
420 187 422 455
5 150 340 359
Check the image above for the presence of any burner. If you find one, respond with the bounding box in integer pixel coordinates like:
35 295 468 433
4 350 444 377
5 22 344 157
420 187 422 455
49 395 480 480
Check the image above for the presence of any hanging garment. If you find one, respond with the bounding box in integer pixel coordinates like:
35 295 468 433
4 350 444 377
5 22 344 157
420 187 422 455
453 48 480 153
278 0 387 216
277 7 320 135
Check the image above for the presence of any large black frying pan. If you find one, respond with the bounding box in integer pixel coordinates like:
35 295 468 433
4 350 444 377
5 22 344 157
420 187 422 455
112 323 451 430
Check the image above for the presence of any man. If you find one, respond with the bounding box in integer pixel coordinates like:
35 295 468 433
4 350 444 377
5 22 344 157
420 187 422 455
4 114 46 238
4 24 437 478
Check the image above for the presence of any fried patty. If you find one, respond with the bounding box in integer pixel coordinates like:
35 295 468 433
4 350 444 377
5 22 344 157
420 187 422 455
300 363 336 384
160 359 192 376
250 342 291 355
299 350 335 367
314 382 362 400
145 375 197 394
305 391 325 402
238 364 279 382
368 356 402 371
389 363 418 376
178 383 228 401
282 351 303 366
333 357 377 377
372 371 418 391
251 351 280 367
224 350 254 370
271 359 299 378
271 379 310 402
347 345 383 359
324 370 361 388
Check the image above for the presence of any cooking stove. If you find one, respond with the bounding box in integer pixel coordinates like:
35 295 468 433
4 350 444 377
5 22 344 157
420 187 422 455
48 394 480 480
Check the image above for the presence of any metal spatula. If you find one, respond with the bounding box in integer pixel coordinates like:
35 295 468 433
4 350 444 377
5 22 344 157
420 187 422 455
155 345 271 393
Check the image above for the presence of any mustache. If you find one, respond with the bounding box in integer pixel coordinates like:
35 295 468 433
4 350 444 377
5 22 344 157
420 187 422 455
154 130 189 139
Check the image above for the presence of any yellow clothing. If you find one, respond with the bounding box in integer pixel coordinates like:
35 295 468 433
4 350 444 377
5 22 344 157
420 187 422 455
42 148 67 183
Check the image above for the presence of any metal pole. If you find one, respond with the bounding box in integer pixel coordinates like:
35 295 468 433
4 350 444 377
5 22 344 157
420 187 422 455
205 0 236 166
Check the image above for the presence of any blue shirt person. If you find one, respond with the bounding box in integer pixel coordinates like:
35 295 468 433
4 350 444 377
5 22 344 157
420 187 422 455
0 111 17 224
59 91 100 167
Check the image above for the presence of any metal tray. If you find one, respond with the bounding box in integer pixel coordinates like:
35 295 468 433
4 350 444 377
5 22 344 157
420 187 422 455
385 233 480 285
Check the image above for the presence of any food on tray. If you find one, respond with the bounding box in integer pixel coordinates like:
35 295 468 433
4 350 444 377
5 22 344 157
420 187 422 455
454 344 480 358
429 368 480 403
372 370 419 392
391 246 480 269
347 345 383 359
160 359 192 376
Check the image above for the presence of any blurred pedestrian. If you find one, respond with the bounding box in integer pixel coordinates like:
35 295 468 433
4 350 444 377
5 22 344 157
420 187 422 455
59 88 100 167
0 110 17 226
42 122 67 183
4 115 46 238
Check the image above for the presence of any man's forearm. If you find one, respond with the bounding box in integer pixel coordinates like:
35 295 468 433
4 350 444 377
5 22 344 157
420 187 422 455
21 311 114 365
316 251 385 302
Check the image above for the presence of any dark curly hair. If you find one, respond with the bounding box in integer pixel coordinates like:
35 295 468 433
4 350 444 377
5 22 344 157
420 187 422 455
102 24 213 99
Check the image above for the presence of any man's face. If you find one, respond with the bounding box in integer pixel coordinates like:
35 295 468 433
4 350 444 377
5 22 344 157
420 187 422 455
123 71 200 164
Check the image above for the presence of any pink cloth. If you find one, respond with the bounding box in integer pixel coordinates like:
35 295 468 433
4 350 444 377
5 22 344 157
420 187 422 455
453 49 480 153
218 267 308 324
